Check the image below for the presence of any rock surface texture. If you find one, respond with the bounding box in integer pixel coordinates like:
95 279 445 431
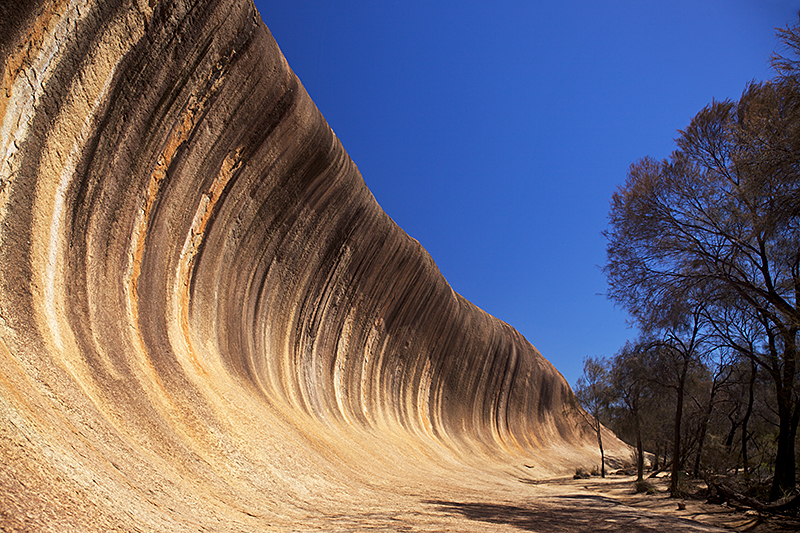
0 1 626 530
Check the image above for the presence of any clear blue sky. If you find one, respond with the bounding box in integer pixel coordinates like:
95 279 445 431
255 1 798 388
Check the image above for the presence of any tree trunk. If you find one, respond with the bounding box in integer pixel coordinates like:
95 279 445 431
652 442 660 471
634 404 644 482
596 421 606 478
770 383 798 500
670 359 688 497
723 417 739 452
635 425 644 482
693 385 716 478
770 339 798 501
741 360 756 475
692 422 707 478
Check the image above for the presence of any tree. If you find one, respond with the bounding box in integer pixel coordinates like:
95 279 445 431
708 295 770 476
604 76 800 499
610 341 650 482
575 356 611 478
717 356 758 475
688 345 732 479
648 302 708 496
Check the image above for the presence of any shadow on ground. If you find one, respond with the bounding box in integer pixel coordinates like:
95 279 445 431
424 497 728 532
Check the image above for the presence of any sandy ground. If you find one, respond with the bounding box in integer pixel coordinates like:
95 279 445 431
269 473 800 532
450 474 800 533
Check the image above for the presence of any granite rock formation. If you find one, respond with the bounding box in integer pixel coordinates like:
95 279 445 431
0 0 626 530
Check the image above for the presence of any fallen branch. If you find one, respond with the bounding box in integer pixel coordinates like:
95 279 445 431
711 480 800 514
647 462 672 479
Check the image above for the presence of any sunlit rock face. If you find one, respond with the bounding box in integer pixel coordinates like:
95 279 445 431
0 0 625 530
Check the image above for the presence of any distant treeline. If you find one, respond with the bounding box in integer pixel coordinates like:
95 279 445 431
577 13 800 503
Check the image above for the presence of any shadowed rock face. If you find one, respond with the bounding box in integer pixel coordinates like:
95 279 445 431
0 0 625 530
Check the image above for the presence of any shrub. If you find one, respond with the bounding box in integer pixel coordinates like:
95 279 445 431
573 467 591 479
635 479 656 494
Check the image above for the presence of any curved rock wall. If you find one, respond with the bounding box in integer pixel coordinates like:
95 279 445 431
1 0 622 530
